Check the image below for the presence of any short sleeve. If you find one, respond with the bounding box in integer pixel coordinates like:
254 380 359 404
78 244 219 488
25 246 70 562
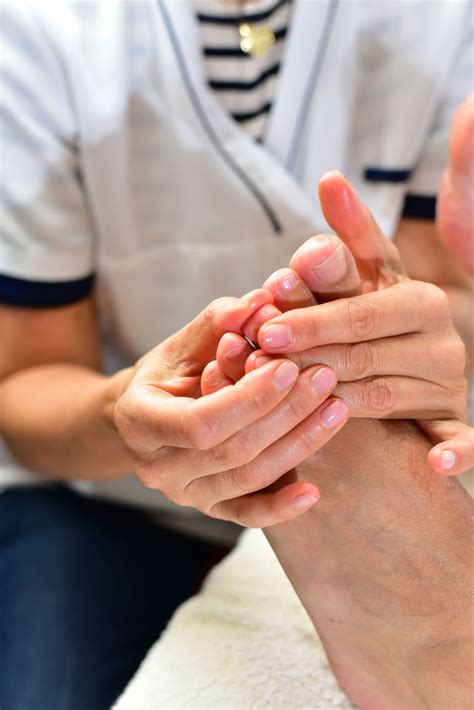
402 19 474 220
0 2 95 306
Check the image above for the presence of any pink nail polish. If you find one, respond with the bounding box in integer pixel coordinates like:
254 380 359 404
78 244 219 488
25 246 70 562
311 367 337 396
440 450 456 470
262 324 293 349
273 361 298 391
278 272 299 292
293 493 318 509
312 245 347 284
320 399 348 428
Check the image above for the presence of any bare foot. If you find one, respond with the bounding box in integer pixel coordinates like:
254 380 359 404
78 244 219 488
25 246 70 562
437 94 474 274
266 419 474 709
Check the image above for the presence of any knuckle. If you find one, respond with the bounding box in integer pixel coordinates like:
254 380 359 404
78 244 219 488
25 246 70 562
205 502 228 522
448 336 467 375
213 431 256 469
284 392 312 422
345 342 376 379
132 447 171 491
229 464 258 495
296 424 322 454
448 375 468 403
346 298 377 339
206 296 237 324
364 378 395 413
237 381 266 412
114 391 146 450
422 283 451 325
207 296 228 316
185 412 217 450
230 497 261 528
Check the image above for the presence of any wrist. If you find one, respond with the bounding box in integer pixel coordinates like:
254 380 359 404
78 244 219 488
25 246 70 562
102 366 135 431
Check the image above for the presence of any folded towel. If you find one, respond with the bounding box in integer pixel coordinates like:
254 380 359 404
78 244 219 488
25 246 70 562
114 528 352 709
114 470 474 709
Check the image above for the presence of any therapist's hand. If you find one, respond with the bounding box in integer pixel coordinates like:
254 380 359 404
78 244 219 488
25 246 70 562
215 172 472 476
259 173 470 474
114 289 347 528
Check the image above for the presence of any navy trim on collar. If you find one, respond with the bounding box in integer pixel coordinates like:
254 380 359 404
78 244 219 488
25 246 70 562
364 167 412 183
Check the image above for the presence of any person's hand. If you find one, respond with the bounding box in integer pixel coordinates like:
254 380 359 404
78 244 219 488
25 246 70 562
437 93 474 275
259 172 471 475
214 172 472 476
114 289 348 527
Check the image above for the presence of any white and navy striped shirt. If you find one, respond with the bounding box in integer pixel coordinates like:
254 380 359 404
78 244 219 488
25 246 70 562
193 0 292 140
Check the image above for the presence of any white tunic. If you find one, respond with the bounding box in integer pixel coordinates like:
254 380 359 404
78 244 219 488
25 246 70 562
0 0 472 538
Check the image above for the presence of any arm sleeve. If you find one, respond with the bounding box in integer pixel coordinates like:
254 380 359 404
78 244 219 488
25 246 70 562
0 2 96 306
402 20 474 220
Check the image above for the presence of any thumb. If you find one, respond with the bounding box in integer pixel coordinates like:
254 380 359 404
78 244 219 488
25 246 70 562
140 289 274 380
420 418 474 476
436 94 474 275
318 171 406 290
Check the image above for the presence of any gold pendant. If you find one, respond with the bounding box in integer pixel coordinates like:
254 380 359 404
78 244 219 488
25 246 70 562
239 22 275 59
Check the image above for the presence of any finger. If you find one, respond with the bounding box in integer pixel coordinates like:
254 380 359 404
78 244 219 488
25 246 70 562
282 333 466 383
209 480 321 528
242 303 281 343
203 398 348 514
214 288 274 334
333 376 465 420
149 288 274 375
262 268 317 311
428 439 474 476
421 418 474 475
216 332 253 382
244 349 275 373
258 280 452 353
318 171 406 289
116 358 301 452
151 364 338 493
201 360 233 396
289 234 362 301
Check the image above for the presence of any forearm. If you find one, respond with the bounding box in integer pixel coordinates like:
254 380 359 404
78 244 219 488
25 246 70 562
0 363 134 479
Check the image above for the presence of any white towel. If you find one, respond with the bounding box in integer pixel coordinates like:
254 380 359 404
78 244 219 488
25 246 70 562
114 470 473 709
113 528 353 709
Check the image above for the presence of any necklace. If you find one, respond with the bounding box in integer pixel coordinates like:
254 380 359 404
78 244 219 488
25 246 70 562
237 0 277 59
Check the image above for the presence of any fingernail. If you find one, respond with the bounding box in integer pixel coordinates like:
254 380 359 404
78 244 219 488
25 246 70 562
225 342 246 359
313 244 347 284
311 367 337 396
293 493 318 510
273 361 298 391
262 324 293 349
320 399 348 428
440 449 456 470
278 271 299 292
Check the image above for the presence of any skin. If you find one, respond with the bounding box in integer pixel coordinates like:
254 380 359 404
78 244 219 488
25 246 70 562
206 180 474 708
204 195 474 710
265 419 474 710
437 94 474 275
0 289 348 527
211 172 473 476
0 82 472 514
